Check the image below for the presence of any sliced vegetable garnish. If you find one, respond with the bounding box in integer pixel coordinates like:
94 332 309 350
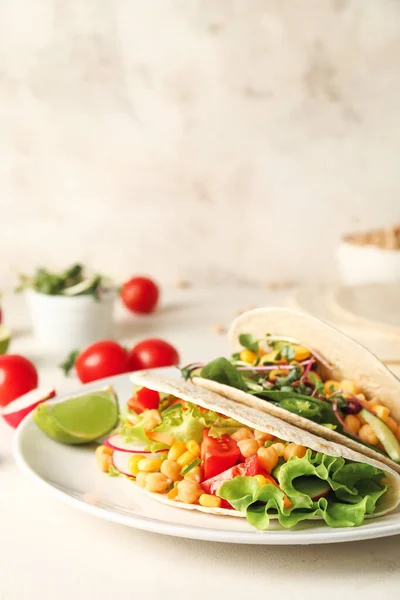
279 397 323 420
360 409 400 463
180 458 201 476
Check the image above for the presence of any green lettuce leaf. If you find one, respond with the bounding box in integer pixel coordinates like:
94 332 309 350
218 451 387 529
119 418 167 453
155 402 218 443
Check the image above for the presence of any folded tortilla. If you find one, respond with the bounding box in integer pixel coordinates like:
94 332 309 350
193 307 400 474
130 371 400 522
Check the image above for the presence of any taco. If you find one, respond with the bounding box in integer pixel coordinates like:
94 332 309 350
96 371 400 531
186 307 400 474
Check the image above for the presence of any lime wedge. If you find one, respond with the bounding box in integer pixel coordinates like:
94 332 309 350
33 385 119 444
0 325 12 354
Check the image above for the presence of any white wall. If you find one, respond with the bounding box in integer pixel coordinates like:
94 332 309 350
1 0 399 289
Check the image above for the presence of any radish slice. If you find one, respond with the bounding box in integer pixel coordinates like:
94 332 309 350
105 433 151 453
1 387 56 429
112 450 163 477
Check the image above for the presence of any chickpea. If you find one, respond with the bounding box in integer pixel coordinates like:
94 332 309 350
340 380 358 394
142 409 162 431
270 442 286 457
231 427 254 442
184 466 201 483
254 430 275 444
237 438 259 458
145 473 171 493
283 443 307 461
95 446 113 473
257 447 279 473
344 414 361 436
358 424 379 446
177 480 203 504
160 459 182 482
136 471 148 488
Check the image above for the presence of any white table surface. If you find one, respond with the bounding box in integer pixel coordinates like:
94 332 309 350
1 287 400 600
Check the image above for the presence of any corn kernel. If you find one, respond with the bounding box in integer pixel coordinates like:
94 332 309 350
293 345 311 361
240 349 257 364
177 451 197 467
186 440 200 456
128 454 146 476
199 494 222 508
137 457 162 472
254 474 270 488
340 380 358 394
168 441 187 461
372 405 390 421
167 487 179 500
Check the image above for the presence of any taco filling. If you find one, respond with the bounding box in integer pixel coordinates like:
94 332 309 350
96 384 393 530
183 334 400 466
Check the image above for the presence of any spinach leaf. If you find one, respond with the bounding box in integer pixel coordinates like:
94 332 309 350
238 333 259 353
200 358 247 391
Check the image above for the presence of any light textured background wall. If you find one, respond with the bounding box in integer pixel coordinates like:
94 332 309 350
1 0 399 289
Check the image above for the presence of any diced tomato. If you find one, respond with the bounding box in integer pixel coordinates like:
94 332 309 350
127 387 160 413
201 430 241 480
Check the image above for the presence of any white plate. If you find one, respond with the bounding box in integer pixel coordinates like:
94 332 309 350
13 369 400 545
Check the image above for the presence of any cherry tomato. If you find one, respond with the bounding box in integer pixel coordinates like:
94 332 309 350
75 340 129 383
200 430 241 480
127 387 160 413
120 277 159 314
0 355 38 407
128 338 180 371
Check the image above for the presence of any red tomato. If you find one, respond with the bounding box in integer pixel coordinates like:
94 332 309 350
128 338 180 371
120 277 159 314
0 355 38 407
127 387 160 413
200 430 241 480
75 341 129 383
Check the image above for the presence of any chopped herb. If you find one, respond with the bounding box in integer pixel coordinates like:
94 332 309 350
180 458 201 476
108 465 121 477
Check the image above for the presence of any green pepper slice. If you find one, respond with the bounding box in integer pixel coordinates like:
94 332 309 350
279 397 323 420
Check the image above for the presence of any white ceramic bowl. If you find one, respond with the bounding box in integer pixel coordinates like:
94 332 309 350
25 289 116 354
337 241 400 285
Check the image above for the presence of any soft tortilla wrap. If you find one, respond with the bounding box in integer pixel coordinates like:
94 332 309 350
193 307 400 474
130 371 400 520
